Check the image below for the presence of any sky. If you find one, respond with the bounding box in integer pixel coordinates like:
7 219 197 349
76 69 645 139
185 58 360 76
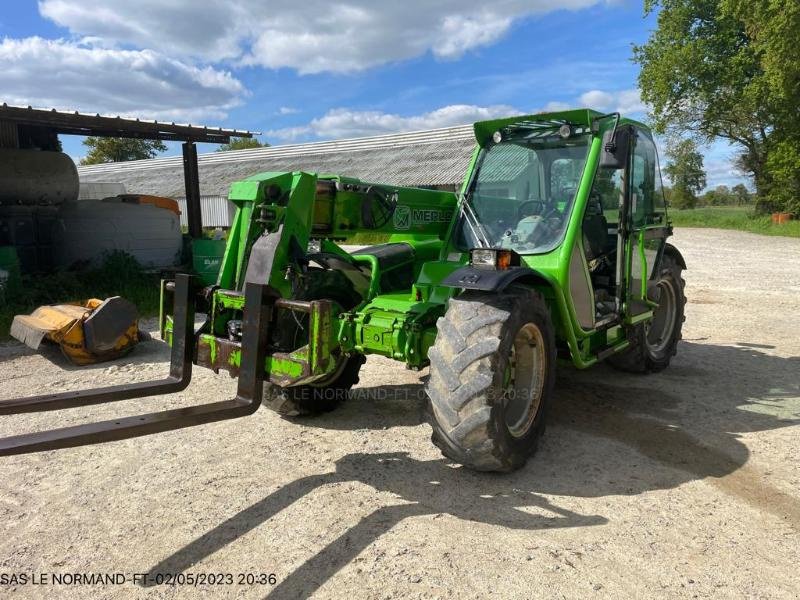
0 0 745 189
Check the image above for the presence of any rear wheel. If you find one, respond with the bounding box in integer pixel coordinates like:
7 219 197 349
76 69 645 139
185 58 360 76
426 287 556 472
608 253 686 373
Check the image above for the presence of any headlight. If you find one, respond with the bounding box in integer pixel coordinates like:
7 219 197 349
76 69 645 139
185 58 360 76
471 248 497 269
470 248 520 270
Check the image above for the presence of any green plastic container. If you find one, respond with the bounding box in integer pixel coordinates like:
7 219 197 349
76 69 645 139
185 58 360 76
0 246 19 271
192 239 227 286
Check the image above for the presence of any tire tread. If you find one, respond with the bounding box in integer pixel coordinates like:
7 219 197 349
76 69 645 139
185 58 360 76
427 288 555 472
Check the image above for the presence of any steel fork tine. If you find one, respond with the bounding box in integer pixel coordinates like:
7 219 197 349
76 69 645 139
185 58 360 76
0 282 270 455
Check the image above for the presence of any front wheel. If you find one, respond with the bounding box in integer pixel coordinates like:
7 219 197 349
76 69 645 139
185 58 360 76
262 269 365 416
263 354 366 416
426 287 556 472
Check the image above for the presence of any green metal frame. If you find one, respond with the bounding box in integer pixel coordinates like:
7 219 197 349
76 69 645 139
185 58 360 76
162 108 672 386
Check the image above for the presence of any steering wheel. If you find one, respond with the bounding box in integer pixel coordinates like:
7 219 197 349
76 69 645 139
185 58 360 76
517 200 545 221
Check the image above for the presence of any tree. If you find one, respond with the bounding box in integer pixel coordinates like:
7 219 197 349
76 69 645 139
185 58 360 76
80 137 168 165
634 0 800 213
697 183 753 207
663 139 706 209
699 185 731 207
731 183 752 206
216 137 268 152
764 141 800 215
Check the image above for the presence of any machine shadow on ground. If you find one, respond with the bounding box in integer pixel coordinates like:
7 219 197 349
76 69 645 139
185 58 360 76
143 451 608 598
139 340 799 598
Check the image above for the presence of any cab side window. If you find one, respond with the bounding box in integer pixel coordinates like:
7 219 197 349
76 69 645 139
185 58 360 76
630 133 667 228
551 158 582 208
588 168 623 225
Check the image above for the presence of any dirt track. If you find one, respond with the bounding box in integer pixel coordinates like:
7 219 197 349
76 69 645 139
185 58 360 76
1 227 798 599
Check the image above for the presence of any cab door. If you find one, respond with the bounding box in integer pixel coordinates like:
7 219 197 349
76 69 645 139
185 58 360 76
623 129 670 319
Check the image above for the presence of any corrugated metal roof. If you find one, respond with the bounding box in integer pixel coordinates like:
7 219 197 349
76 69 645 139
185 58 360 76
1 103 257 144
78 124 478 197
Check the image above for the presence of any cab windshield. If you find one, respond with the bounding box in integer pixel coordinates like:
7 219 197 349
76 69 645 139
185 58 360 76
455 131 591 254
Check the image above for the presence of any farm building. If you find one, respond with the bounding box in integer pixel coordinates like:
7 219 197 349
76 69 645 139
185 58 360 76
0 104 254 270
77 125 478 227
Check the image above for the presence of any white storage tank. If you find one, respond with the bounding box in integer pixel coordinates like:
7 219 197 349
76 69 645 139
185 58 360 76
53 198 182 268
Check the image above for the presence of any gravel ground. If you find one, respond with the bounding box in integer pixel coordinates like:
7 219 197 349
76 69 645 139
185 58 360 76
1 227 798 599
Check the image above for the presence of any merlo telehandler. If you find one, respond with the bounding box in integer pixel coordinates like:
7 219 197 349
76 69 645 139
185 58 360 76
0 109 686 472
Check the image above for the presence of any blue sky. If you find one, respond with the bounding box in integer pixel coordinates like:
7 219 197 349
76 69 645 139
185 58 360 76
0 1 744 189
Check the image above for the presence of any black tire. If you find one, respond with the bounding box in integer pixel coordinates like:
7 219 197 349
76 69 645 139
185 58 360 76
608 253 686 373
426 287 556 472
263 354 366 416
263 270 365 416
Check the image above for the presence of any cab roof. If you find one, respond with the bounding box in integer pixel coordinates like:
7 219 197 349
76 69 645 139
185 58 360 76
473 108 649 147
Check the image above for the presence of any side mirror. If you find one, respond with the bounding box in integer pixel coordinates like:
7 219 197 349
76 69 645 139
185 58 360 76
599 126 633 170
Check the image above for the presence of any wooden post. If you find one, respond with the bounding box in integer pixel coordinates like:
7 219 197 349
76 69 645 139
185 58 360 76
182 141 202 238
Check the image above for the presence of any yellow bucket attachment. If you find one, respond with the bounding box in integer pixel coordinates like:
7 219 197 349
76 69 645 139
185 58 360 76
11 297 140 365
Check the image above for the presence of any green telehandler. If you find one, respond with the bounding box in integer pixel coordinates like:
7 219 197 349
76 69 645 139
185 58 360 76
0 109 686 472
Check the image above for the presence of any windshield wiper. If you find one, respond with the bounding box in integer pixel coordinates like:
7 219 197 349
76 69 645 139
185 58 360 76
459 194 492 248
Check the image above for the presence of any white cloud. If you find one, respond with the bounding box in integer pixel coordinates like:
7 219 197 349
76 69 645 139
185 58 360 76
579 88 646 114
268 104 517 141
657 138 748 192
697 141 750 191
38 1 245 61
615 89 647 114
703 159 746 189
265 88 651 143
0 37 245 122
540 101 573 112
40 0 613 74
266 85 660 144
277 106 299 115
579 90 614 108
433 13 513 59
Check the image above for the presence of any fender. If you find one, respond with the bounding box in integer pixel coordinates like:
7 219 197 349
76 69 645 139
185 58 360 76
441 263 603 369
663 242 687 270
441 265 550 292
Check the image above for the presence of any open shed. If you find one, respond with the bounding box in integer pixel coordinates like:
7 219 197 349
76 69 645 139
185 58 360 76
0 103 256 239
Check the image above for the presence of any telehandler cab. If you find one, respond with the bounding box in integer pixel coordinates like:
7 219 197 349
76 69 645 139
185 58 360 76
0 109 685 472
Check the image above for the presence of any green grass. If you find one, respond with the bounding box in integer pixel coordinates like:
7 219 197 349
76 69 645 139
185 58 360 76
0 251 161 340
669 206 800 238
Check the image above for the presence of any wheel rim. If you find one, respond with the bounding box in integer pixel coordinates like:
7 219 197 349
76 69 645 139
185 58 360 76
645 278 678 354
504 323 546 438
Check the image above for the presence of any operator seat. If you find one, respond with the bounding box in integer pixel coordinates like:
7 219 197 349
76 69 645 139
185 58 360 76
583 214 609 260
582 197 609 261
581 197 617 317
